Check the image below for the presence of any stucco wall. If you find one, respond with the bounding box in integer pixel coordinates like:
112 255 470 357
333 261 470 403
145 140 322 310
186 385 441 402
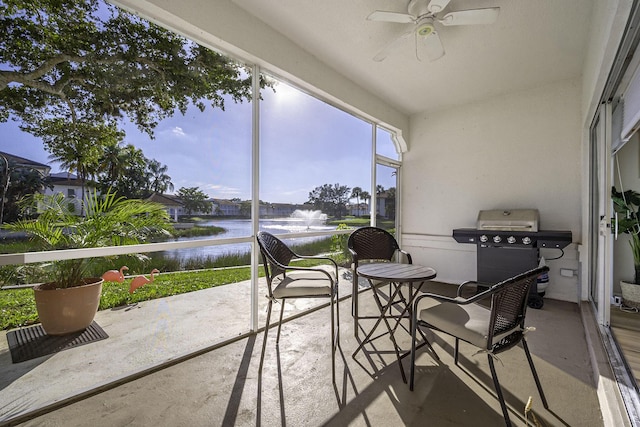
402 79 582 302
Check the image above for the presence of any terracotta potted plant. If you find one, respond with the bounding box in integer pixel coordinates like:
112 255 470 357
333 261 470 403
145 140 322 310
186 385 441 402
612 187 640 307
3 190 171 335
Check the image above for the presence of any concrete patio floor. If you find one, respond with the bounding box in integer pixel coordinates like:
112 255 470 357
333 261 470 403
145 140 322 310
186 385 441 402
0 270 608 426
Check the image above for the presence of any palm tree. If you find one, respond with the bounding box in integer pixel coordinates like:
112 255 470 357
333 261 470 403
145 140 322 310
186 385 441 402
37 120 122 213
48 140 99 214
98 143 128 189
360 190 370 216
146 160 174 194
385 187 396 219
113 145 147 199
3 190 171 288
350 186 362 216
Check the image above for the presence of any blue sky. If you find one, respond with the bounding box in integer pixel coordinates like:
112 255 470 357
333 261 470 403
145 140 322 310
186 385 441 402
0 80 396 204
0 0 398 205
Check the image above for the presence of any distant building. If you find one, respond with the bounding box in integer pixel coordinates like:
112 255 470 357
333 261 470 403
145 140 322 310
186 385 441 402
1 152 318 220
146 193 184 221
0 151 51 178
44 172 86 214
347 202 369 217
212 199 241 216
1 152 90 215
376 191 391 219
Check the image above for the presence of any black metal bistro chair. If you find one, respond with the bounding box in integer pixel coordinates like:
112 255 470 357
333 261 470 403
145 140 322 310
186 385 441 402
256 231 340 383
348 226 412 338
409 266 549 426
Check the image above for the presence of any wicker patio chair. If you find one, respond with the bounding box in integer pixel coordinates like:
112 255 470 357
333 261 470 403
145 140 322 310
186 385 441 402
256 231 339 383
409 266 549 427
348 226 412 338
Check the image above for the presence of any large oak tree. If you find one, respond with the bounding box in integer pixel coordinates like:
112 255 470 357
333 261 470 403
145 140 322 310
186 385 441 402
308 183 351 219
0 0 268 199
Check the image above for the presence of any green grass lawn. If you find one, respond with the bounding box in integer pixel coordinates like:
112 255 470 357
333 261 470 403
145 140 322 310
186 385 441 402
0 225 356 330
0 258 331 331
328 217 395 229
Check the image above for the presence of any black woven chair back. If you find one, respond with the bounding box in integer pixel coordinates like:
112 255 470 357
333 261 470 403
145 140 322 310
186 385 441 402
488 266 548 354
256 231 296 283
348 227 400 262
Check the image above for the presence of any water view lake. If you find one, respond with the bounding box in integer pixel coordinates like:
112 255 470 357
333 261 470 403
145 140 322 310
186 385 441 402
163 212 337 260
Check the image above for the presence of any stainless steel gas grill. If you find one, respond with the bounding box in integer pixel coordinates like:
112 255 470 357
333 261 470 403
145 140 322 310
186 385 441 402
453 209 572 308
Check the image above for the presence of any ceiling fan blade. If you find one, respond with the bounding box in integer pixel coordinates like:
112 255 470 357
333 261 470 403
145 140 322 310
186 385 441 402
373 28 415 62
426 0 451 14
367 10 416 24
439 7 500 26
420 30 445 61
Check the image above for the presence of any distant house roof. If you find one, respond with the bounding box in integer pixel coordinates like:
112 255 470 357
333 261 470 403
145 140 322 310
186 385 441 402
147 193 183 207
0 151 51 175
48 171 84 187
212 199 239 206
49 172 77 179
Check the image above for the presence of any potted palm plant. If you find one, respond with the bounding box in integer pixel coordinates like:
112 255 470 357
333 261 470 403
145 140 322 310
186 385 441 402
612 187 640 307
2 190 171 335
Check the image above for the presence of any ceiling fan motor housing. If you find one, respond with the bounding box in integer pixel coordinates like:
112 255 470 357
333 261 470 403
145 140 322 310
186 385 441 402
368 0 499 61
417 21 435 37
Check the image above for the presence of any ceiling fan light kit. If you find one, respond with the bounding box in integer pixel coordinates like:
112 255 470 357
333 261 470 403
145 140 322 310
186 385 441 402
417 21 435 37
367 0 500 62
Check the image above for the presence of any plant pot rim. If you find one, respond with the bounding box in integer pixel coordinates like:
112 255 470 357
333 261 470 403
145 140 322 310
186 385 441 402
34 277 104 291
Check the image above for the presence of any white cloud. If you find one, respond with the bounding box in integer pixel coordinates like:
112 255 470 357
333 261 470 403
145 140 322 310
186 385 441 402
202 183 243 199
172 126 186 137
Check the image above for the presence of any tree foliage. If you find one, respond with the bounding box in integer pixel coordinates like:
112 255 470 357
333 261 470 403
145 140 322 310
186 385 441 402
239 200 251 217
2 190 171 288
29 119 123 205
0 0 271 202
308 183 351 219
177 186 212 215
0 156 52 223
360 190 370 209
0 0 262 135
384 187 396 219
350 186 363 217
146 159 174 195
94 143 172 199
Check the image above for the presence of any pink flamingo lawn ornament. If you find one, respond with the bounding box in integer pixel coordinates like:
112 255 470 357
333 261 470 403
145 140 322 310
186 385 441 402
101 266 129 283
129 269 160 294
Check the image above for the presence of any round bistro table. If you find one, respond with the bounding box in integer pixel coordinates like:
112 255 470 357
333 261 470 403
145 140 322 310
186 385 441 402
354 262 437 383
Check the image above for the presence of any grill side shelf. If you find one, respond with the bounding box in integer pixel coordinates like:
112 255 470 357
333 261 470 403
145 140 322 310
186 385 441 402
452 228 573 249
453 228 480 244
537 231 573 249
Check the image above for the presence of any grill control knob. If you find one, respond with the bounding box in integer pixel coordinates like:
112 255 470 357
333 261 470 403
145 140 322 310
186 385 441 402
480 234 488 243
507 236 516 244
522 236 532 245
493 235 502 243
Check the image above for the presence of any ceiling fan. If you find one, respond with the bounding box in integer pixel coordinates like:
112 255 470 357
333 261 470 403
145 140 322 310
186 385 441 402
367 0 500 62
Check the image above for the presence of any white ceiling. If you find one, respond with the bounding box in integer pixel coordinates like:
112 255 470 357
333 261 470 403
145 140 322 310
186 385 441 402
233 0 594 116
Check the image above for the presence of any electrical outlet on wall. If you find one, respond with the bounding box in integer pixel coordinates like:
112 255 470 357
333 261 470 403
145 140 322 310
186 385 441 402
560 268 575 277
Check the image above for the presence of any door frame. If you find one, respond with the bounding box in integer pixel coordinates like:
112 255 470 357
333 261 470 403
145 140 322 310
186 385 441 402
589 103 613 326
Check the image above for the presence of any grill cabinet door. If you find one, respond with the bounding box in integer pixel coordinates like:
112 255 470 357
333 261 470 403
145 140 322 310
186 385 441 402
477 246 539 285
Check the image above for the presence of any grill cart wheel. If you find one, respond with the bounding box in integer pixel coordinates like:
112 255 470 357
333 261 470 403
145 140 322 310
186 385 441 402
528 294 544 309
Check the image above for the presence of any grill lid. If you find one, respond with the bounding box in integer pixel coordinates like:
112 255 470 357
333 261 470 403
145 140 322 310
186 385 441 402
476 209 539 232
